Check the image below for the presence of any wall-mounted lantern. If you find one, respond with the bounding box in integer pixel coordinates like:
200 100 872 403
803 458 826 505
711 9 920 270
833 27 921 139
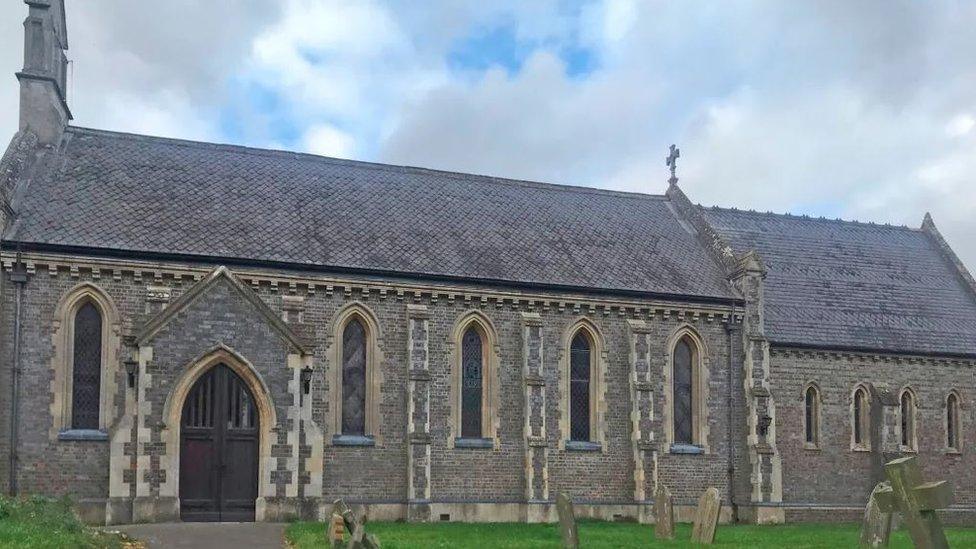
124 359 138 389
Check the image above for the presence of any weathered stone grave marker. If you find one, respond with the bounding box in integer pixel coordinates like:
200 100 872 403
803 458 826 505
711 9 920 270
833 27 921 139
874 456 951 549
860 481 894 548
333 498 381 549
654 483 675 540
690 487 721 544
555 492 579 549
328 513 346 548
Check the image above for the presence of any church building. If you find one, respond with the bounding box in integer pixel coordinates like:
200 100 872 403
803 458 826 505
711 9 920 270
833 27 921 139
1 0 974 526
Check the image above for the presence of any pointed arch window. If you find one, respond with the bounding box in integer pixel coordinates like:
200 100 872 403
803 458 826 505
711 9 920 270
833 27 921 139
71 302 103 430
900 389 916 451
946 392 961 452
804 384 820 448
461 327 484 438
852 386 870 450
51 284 120 439
451 313 499 447
331 304 382 445
341 318 367 436
560 320 606 451
672 337 696 445
569 332 593 442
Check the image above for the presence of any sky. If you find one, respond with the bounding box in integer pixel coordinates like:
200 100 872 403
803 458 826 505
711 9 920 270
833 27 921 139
0 0 974 272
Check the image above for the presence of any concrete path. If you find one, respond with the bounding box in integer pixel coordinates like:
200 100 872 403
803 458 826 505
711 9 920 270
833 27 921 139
110 522 287 549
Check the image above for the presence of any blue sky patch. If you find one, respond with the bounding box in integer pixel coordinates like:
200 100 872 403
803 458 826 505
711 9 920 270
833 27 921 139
446 21 598 79
447 23 527 75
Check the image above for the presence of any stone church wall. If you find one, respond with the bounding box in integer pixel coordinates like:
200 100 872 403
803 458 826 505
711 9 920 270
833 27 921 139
769 348 976 525
0 254 742 524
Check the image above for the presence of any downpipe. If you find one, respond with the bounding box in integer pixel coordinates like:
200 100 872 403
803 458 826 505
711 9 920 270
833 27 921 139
8 258 27 496
725 303 738 523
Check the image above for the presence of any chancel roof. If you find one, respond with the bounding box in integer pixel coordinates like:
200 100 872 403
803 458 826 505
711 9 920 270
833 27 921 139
704 206 976 356
3 127 734 301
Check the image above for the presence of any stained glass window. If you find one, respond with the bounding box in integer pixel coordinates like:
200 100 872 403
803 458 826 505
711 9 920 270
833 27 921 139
901 391 914 448
853 388 867 445
673 338 694 445
341 318 367 436
71 302 102 430
947 393 959 450
461 327 483 438
570 332 591 442
805 386 819 445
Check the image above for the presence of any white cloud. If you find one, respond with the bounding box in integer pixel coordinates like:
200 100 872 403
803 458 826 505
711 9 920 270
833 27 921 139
0 0 974 273
947 114 975 137
301 124 355 158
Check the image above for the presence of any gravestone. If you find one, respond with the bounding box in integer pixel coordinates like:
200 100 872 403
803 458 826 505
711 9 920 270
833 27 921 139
328 513 346 548
690 487 721 544
654 483 675 540
333 499 381 549
555 492 579 549
860 482 894 548
874 456 951 549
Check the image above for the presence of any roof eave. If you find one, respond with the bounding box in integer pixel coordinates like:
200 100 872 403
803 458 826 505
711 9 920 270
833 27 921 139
0 240 744 307
770 341 976 361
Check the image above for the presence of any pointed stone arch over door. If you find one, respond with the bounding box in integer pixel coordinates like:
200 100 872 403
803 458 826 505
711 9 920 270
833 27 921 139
179 364 259 522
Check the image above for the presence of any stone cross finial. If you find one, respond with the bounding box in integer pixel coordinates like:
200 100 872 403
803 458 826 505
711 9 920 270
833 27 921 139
666 144 680 186
875 456 951 549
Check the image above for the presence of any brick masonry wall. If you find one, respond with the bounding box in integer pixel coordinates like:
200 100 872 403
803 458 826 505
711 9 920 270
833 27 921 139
770 348 976 515
0 257 742 517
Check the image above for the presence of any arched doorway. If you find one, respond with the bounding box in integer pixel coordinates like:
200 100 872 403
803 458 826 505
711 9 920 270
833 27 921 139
179 364 259 521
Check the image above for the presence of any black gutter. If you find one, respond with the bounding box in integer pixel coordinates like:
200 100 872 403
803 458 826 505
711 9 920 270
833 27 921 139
7 257 27 496
770 341 976 361
0 240 744 307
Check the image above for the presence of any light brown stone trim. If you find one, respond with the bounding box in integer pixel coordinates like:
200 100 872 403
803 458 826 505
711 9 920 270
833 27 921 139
769 346 976 367
557 317 608 450
3 251 743 324
896 386 919 452
135 266 308 354
801 382 822 450
327 301 384 442
448 310 501 447
48 281 122 438
850 383 872 452
158 345 279 511
662 324 710 452
520 312 547 502
944 390 963 453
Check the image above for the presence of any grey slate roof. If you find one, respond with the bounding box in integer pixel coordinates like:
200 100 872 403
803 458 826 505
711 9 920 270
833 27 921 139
703 207 976 356
4 127 735 300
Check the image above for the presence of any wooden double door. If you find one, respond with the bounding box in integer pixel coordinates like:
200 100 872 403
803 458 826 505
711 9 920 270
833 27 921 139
179 364 259 522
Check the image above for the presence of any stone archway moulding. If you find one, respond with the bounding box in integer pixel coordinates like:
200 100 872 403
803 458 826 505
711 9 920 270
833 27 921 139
157 345 279 507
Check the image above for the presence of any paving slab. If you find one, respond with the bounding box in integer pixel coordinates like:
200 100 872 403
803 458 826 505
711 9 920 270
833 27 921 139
109 522 286 549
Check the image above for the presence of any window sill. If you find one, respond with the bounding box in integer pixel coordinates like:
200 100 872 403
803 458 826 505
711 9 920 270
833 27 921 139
332 434 375 447
851 445 871 453
899 446 917 454
565 440 602 452
944 448 962 456
803 443 821 451
454 437 493 449
58 429 108 442
670 443 704 455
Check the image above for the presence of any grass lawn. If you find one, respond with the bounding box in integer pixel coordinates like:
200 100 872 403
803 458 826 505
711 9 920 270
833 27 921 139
0 496 131 549
287 520 976 548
